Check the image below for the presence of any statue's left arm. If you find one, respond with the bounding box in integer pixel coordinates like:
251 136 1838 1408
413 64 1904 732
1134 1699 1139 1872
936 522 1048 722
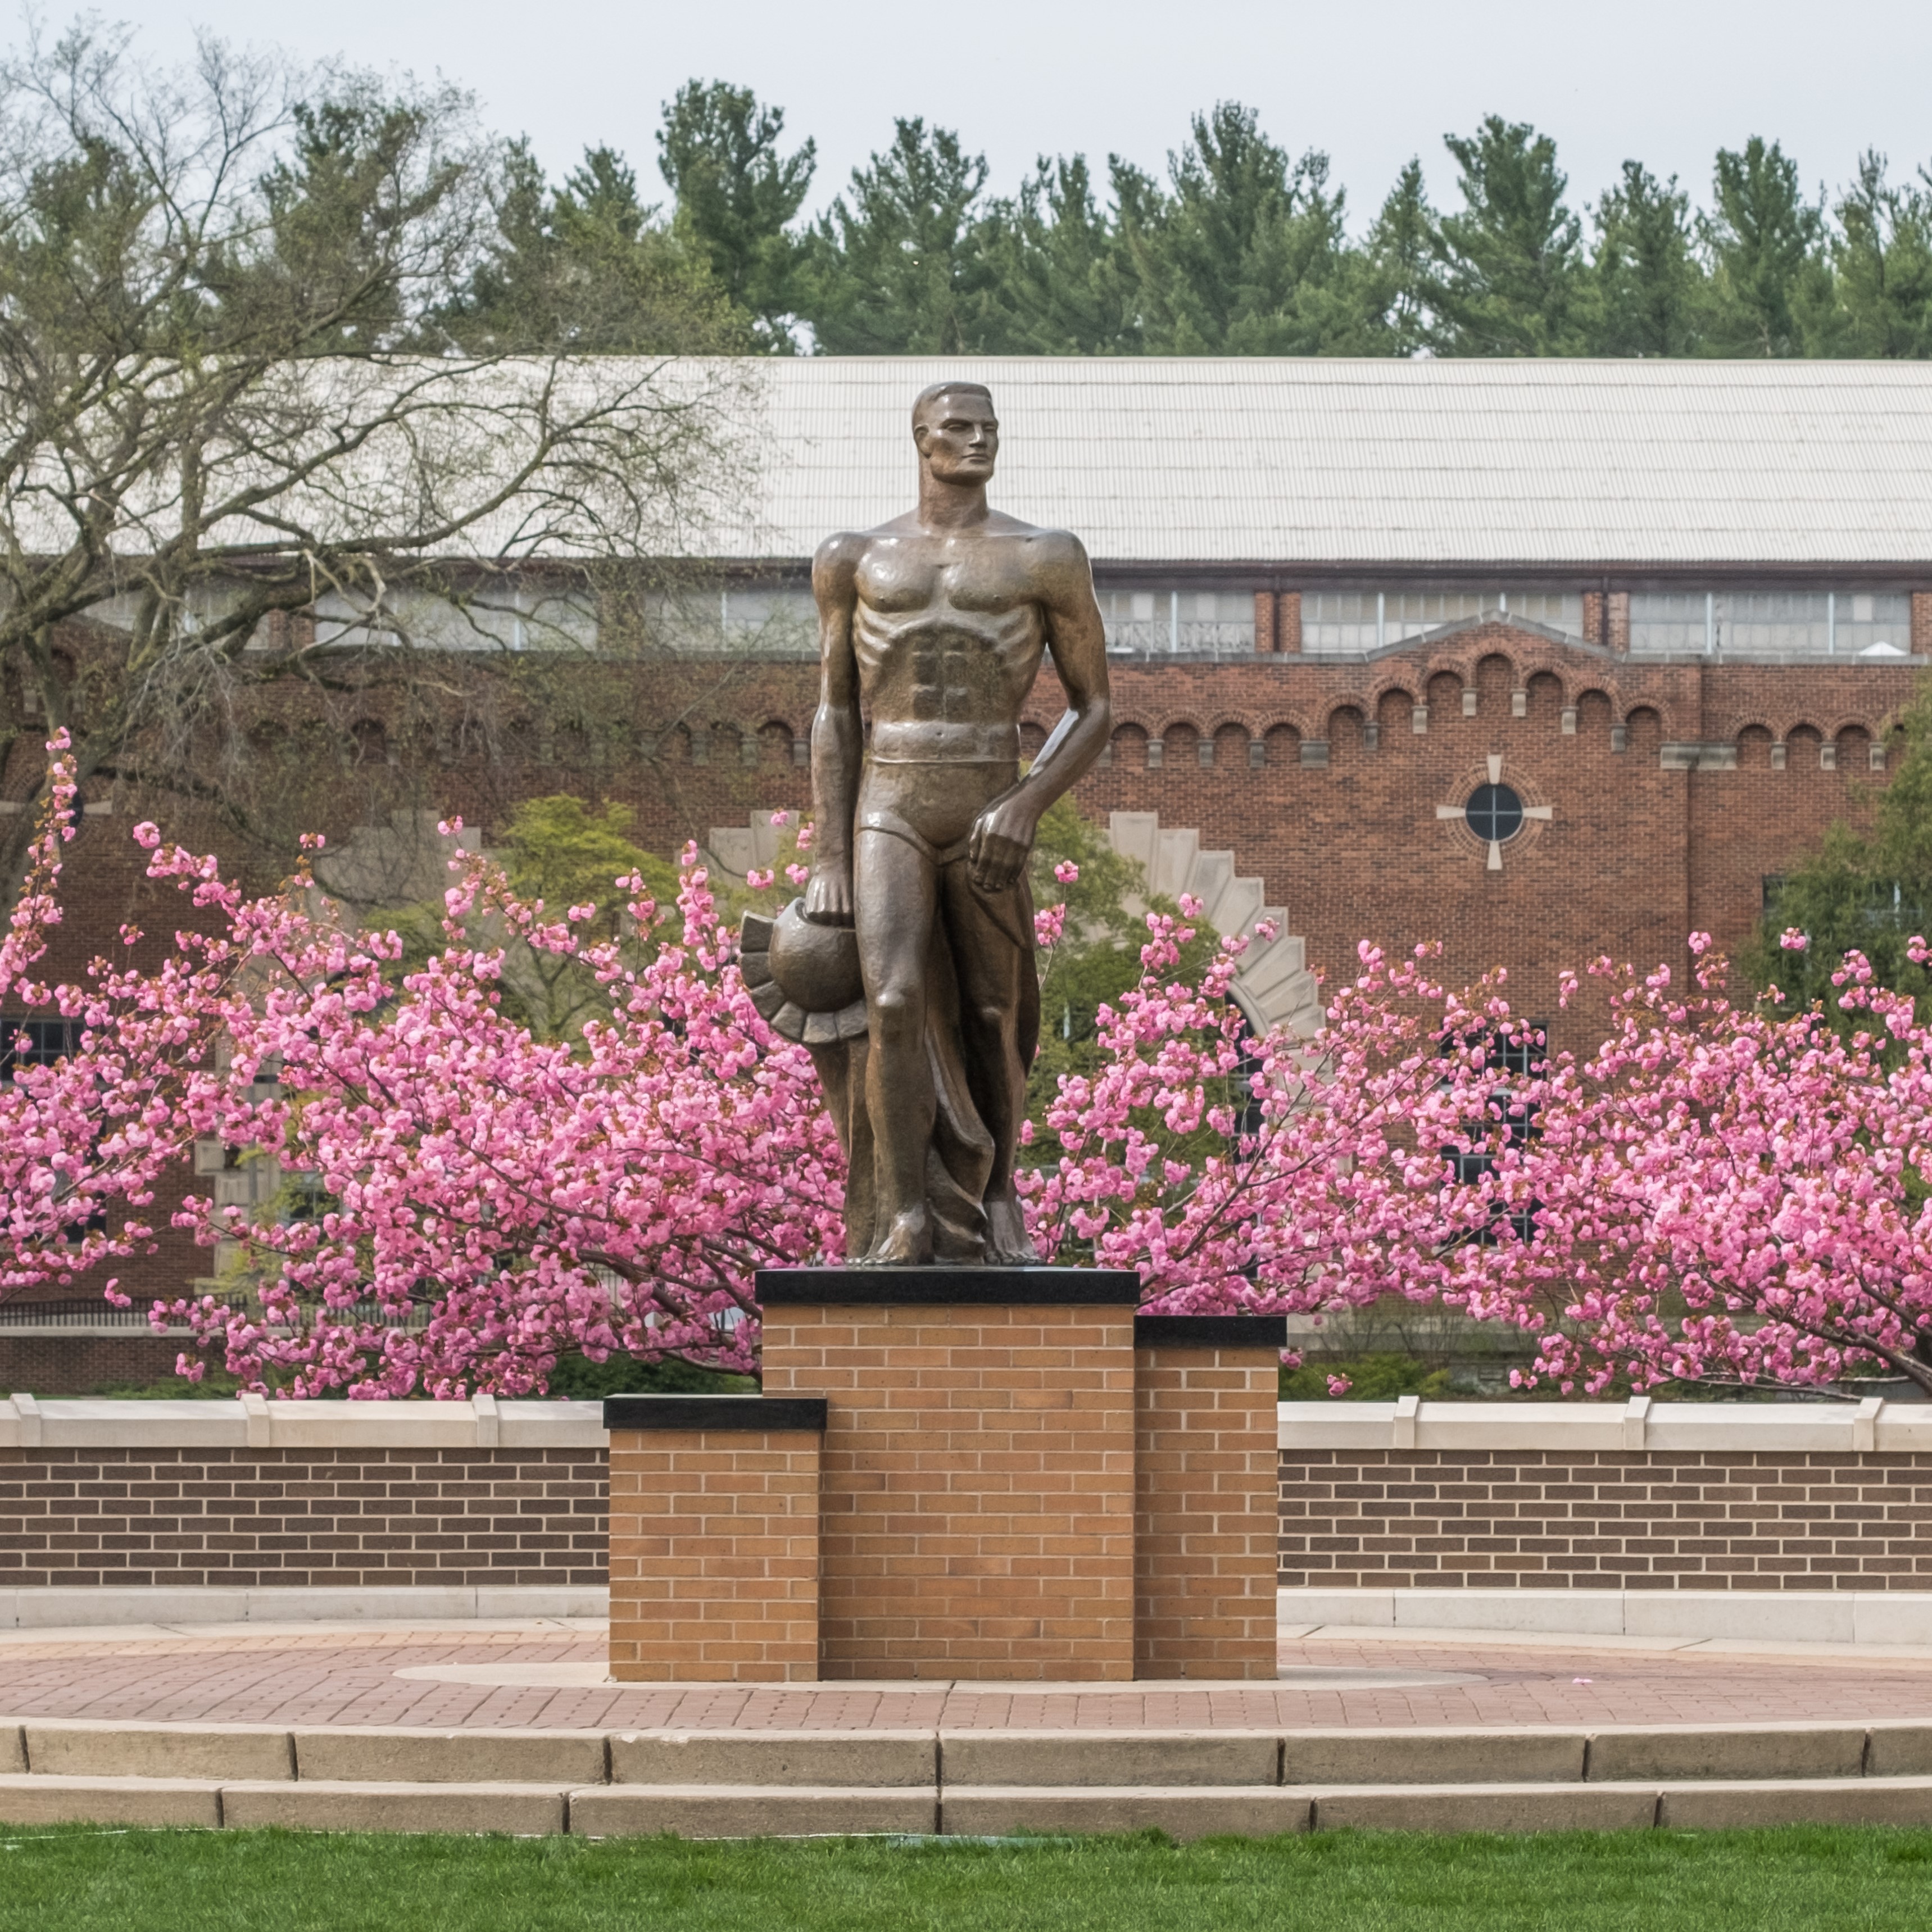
967 534 1112 894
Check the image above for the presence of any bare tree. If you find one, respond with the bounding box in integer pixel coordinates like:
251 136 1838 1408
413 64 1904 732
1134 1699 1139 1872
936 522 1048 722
0 23 748 879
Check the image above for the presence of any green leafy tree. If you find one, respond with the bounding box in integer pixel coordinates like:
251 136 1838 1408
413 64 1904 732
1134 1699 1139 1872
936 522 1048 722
1116 104 1365 353
973 155 1140 353
1585 161 1713 355
1832 152 1932 359
1428 115 1585 354
656 79 816 351
370 797 681 1044
1741 690 1932 1031
1702 137 1836 355
801 119 990 352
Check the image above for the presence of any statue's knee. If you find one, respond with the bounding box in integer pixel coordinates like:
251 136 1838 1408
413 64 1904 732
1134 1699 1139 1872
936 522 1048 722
974 1001 1012 1041
870 984 922 1043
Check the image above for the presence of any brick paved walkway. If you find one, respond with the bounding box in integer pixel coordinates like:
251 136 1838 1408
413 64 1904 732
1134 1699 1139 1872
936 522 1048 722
3 1622 1932 1731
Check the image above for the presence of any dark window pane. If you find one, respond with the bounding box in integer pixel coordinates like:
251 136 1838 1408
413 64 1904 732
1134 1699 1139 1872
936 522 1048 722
1465 783 1525 843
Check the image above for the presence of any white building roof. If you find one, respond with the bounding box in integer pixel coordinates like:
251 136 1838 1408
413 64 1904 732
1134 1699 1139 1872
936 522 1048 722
699 356 1932 572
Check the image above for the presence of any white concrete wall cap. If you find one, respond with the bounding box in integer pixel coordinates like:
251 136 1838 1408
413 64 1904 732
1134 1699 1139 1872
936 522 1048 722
4 1396 1928 1454
1278 1399 1915 1452
1411 1403 1625 1452
0 1398 608 1450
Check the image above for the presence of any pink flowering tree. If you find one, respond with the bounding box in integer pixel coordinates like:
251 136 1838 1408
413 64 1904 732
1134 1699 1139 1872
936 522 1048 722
1466 933 1932 1398
0 734 240 1300
152 833 844 1396
1021 892 1537 1334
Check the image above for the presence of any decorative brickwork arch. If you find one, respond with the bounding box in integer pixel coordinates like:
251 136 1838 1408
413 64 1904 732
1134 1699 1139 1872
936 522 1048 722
1575 689 1614 736
1262 722 1302 768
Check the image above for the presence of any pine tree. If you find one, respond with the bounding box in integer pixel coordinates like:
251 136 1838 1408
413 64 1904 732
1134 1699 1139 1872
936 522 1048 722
973 155 1139 353
656 80 815 351
1354 158 1436 355
1585 161 1712 355
800 119 989 353
1702 137 1835 355
1116 103 1364 354
1428 115 1585 354
1832 153 1932 359
438 140 737 351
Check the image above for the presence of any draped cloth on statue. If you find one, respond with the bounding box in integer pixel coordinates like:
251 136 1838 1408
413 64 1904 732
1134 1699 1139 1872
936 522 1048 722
741 861 1037 1262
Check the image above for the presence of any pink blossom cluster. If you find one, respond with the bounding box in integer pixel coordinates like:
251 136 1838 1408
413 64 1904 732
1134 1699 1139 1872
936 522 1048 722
1022 903 1519 1326
1462 936 1932 1398
0 734 238 1299
154 836 845 1395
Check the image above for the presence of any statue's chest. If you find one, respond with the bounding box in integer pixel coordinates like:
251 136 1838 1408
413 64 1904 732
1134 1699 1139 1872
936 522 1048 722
858 548 1033 619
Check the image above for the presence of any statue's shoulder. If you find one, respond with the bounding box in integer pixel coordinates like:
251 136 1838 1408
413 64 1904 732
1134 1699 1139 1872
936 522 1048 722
811 528 872 586
996 516 1091 580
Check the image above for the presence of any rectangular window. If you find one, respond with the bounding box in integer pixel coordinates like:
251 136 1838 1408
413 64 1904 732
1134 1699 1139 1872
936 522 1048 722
1442 1022 1546 1242
0 1017 84 1076
1300 587 1583 654
1093 585 1255 656
2 1017 105 1237
1631 591 1912 660
314 582 598 654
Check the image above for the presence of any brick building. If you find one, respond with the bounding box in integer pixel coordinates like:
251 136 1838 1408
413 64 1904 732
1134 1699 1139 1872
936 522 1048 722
6 355 1932 1381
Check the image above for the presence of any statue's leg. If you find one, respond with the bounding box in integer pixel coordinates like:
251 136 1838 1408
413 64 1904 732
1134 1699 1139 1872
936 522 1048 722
942 868 1040 1266
855 828 940 1264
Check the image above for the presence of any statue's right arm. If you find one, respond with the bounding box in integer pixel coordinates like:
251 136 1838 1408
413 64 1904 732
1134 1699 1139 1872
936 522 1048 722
804 534 863 927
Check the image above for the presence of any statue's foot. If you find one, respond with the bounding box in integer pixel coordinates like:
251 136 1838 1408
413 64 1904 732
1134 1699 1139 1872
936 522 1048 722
985 1196 1040 1268
861 1208 933 1267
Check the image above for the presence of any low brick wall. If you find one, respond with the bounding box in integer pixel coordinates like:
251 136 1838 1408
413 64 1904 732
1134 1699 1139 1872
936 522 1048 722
10 1396 1932 1612
1277 1400 1932 1593
607 1404 826 1683
0 1398 606 1594
0 1444 606 1590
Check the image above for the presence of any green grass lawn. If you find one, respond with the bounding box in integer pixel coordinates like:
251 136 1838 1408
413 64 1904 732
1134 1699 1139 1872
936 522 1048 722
3 1826 1931 1931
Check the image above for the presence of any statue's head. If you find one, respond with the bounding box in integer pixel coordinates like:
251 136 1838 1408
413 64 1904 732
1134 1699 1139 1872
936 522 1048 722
912 381 997 486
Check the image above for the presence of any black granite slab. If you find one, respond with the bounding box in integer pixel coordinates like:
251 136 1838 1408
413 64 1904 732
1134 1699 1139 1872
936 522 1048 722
1133 1314 1289 1349
756 1266 1143 1305
602 1394 828 1431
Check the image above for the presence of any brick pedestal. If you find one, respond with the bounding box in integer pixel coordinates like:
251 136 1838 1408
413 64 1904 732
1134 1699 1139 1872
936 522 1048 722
760 1268 1141 1681
1133 1316 1284 1679
604 1282 1286 1684
605 1395 827 1683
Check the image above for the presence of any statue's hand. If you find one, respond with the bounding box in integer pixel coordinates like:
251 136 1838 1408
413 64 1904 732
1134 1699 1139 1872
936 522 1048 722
968 796 1037 894
801 859 855 927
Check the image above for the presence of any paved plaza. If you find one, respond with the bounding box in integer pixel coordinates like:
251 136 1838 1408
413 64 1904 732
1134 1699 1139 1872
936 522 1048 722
5 1618 1932 1734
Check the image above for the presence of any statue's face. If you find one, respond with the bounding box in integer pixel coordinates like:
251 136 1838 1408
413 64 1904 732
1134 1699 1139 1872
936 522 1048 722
913 393 999 483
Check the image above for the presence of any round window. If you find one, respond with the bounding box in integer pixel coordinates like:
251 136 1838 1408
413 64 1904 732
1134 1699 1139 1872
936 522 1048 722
1464 782 1525 843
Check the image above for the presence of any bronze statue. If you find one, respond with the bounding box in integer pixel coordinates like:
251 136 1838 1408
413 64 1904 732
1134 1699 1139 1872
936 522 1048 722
740 382 1110 1264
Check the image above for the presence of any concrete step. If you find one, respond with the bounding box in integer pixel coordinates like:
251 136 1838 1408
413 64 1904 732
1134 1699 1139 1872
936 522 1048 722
9 1719 1932 1788
3 1772 1931 1838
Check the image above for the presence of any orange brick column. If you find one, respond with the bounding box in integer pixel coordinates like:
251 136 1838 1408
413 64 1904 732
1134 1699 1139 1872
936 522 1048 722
759 1268 1141 1681
1133 1314 1284 1680
604 1394 827 1683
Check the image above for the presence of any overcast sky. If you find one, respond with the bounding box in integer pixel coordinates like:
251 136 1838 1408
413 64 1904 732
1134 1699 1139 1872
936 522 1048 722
100 0 1932 229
